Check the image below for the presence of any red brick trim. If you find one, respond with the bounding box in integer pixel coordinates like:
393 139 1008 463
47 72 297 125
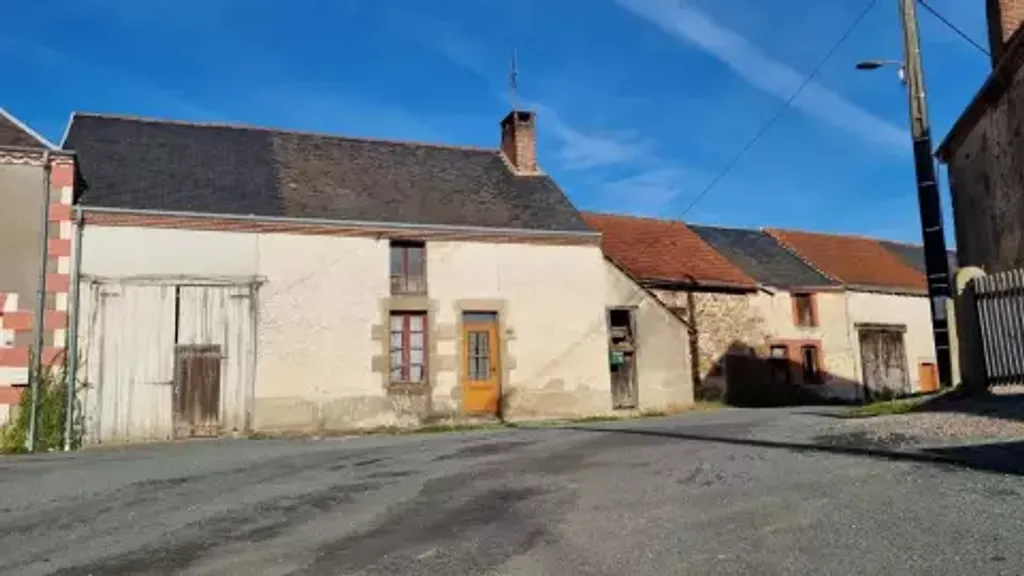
51 162 75 188
790 292 819 328
82 211 602 246
45 274 70 293
1 310 68 332
47 238 72 258
49 203 71 222
0 347 63 367
769 338 826 385
0 386 23 405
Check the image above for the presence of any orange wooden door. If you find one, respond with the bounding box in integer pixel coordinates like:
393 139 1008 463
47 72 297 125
461 315 500 415
919 362 939 393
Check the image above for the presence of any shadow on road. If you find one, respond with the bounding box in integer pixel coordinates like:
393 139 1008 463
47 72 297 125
563 424 1024 477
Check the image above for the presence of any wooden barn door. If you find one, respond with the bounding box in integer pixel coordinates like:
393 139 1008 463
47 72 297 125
174 345 222 438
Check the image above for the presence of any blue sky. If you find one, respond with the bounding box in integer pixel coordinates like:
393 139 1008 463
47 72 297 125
1 0 991 243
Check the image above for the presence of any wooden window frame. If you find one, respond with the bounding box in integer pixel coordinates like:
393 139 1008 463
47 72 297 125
390 240 426 295
791 292 819 328
389 312 428 385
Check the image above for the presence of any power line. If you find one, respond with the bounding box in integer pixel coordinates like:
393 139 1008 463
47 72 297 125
917 0 990 57
678 0 878 218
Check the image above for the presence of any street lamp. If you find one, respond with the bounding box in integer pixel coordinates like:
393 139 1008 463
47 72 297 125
855 59 906 82
853 0 955 393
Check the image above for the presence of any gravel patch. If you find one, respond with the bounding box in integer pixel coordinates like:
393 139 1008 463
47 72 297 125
830 387 1024 447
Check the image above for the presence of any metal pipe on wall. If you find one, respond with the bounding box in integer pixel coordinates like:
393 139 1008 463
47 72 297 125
26 150 51 453
63 207 84 451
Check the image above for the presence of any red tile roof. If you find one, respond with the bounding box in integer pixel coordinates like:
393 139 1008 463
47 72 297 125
582 212 756 288
766 228 927 292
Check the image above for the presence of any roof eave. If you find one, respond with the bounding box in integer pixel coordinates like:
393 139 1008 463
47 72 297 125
640 276 757 292
76 205 602 239
937 26 1024 161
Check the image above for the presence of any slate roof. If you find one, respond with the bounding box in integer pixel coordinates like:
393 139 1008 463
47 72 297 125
689 225 838 289
0 108 54 149
62 114 592 233
880 240 959 278
767 228 927 293
581 212 756 289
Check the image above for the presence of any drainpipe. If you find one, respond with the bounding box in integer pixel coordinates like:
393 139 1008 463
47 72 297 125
63 207 84 451
27 150 52 453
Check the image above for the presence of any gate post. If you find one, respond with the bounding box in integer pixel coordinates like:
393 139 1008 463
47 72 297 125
954 267 987 392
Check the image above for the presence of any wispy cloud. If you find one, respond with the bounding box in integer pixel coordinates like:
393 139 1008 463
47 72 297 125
400 10 694 214
615 0 909 152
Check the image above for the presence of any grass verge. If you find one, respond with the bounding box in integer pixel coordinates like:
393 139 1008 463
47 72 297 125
844 395 937 419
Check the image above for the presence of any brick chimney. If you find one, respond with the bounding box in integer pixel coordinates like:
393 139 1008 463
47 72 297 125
500 110 538 174
988 0 1024 66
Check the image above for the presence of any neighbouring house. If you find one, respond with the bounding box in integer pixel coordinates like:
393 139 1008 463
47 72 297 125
936 0 1024 274
581 212 763 401
879 240 959 281
767 229 940 400
0 108 76 425
688 225 857 402
62 110 693 444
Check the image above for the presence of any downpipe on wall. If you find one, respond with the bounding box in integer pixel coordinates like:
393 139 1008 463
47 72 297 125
26 150 51 453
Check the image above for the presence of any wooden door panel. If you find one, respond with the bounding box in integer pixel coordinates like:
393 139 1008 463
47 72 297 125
461 318 500 415
174 345 222 438
919 362 939 393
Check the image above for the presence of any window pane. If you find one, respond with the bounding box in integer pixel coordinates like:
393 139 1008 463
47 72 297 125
410 332 424 349
410 365 424 382
390 366 403 380
390 315 405 330
409 314 425 332
390 246 404 275
410 348 424 364
390 331 403 348
407 246 424 275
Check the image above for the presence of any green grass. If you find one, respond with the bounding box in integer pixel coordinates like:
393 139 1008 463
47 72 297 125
845 396 932 418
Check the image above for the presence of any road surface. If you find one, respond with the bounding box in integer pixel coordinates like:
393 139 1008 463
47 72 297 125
1 407 1022 575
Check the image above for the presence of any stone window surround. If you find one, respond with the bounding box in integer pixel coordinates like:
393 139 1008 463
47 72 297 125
370 296 517 411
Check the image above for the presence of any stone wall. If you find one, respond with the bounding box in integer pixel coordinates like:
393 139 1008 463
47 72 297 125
651 289 768 400
945 49 1024 274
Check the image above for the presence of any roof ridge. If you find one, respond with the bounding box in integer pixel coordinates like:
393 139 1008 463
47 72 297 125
0 106 57 149
687 222 762 233
70 112 501 155
762 229 844 285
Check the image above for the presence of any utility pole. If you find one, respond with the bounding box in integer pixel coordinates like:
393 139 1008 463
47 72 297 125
898 0 954 389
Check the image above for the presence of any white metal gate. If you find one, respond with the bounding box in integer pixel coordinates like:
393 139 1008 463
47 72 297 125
80 281 256 444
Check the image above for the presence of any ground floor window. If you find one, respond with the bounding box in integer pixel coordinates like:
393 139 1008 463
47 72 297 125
801 345 823 384
390 313 426 383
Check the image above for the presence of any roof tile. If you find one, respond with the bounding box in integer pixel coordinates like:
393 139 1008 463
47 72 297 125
63 114 591 233
767 228 926 292
582 212 756 288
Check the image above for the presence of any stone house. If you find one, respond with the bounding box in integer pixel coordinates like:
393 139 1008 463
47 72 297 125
59 109 693 444
767 229 941 400
689 225 854 402
0 108 76 424
936 0 1024 274
584 211 942 403
581 212 765 400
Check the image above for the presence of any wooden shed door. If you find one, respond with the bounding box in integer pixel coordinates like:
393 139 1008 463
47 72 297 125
174 345 222 438
858 329 908 401
919 362 939 393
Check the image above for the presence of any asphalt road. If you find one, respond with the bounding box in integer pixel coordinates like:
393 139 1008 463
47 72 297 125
1 407 1022 576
